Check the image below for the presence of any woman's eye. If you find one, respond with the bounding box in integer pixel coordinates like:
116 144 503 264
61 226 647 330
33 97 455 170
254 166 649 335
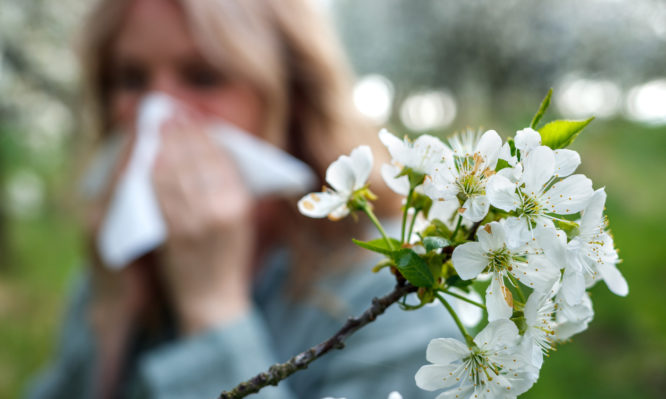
113 65 148 92
182 64 225 89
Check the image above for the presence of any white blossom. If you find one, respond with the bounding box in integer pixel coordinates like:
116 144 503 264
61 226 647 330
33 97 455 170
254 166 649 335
415 320 537 399
487 145 593 238
562 189 629 305
424 130 502 222
554 292 594 341
521 290 557 368
451 221 560 321
379 129 447 194
298 145 372 220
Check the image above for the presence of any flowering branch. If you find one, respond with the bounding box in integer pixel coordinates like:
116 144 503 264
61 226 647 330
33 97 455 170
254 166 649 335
217 280 418 399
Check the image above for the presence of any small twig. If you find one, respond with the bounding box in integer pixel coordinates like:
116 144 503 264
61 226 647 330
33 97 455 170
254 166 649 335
217 281 417 399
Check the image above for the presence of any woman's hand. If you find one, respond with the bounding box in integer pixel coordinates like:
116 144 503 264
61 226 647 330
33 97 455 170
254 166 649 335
84 137 155 398
152 110 255 335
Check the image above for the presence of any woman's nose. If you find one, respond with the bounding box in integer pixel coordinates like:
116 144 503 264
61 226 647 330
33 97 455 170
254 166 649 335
150 70 183 98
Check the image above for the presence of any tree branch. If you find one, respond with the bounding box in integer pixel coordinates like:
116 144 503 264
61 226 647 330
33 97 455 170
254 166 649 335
217 280 417 399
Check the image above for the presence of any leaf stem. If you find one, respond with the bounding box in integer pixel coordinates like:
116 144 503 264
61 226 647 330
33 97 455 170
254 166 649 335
407 208 420 243
435 292 474 347
451 215 463 241
440 289 486 310
362 204 395 251
401 188 415 243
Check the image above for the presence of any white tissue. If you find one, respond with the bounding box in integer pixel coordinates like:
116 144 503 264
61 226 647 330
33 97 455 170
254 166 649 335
92 93 316 270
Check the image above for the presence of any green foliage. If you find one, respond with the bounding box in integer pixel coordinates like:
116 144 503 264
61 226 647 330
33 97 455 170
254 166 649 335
530 88 553 129
352 238 401 256
392 248 435 287
538 117 594 149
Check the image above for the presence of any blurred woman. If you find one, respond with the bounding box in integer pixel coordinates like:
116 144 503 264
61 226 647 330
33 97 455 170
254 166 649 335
27 0 455 398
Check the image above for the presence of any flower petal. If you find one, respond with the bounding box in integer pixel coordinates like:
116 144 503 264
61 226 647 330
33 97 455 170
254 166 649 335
597 262 629 296
486 275 514 322
553 149 581 177
487 175 521 211
579 188 606 234
462 195 490 222
452 242 488 280
514 128 542 154
560 267 586 305
325 155 355 194
349 145 373 190
546 174 594 214
381 163 410 195
476 129 502 169
477 221 506 253
415 364 462 391
522 146 555 194
297 191 346 218
426 338 469 364
474 319 520 349
379 129 405 162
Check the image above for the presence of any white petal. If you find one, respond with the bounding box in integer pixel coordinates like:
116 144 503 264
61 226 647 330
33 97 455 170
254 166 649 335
379 129 405 162
426 338 469 364
476 129 502 169
516 255 561 292
579 188 606 233
415 364 461 391
534 225 567 262
598 262 629 296
560 267 586 305
501 216 531 249
381 164 410 195
497 164 522 183
413 134 448 173
328 203 350 220
487 175 521 211
514 128 542 154
553 149 581 177
325 155 355 194
297 192 346 218
546 174 594 214
477 221 506 253
452 242 488 280
486 275 513 321
349 145 373 189
522 146 555 193
462 195 490 222
474 319 519 349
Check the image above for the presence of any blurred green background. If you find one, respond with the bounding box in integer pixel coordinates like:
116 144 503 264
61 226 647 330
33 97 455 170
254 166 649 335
1 0 665 397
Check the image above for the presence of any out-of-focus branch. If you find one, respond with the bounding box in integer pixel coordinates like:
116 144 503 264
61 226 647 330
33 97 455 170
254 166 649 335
217 280 417 399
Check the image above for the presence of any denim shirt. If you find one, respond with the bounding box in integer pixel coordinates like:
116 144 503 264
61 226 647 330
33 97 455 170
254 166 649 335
26 250 460 399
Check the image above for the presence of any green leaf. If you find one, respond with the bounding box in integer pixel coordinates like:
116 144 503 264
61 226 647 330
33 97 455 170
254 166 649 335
530 88 553 129
352 238 400 256
538 117 594 149
423 236 450 252
392 248 435 287
495 158 510 172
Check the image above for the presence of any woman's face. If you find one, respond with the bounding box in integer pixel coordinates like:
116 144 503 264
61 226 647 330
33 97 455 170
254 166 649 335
108 0 265 135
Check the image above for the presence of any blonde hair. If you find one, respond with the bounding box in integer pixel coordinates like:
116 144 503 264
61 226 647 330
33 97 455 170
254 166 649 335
78 0 397 293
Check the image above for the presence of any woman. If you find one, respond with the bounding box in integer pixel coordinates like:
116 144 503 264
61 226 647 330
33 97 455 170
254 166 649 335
27 0 457 398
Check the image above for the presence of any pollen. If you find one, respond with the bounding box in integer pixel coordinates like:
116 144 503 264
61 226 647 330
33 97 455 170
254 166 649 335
302 201 315 210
